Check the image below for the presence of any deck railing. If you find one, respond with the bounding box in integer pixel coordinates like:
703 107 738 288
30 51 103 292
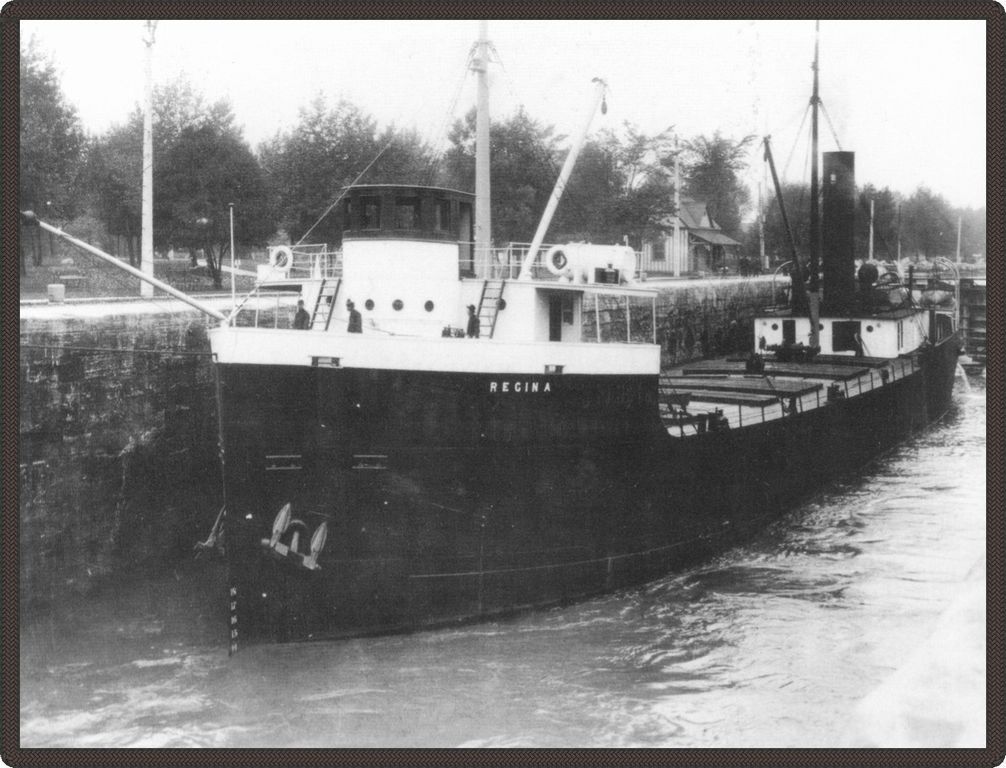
283 245 342 279
664 353 921 438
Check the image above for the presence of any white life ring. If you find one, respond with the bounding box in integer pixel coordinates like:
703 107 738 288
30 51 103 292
544 245 569 275
270 246 293 270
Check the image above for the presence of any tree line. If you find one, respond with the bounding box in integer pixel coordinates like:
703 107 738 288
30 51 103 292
20 39 986 287
751 181 987 268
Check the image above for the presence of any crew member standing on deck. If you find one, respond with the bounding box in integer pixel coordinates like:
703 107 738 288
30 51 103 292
346 300 362 333
466 304 480 338
293 299 310 330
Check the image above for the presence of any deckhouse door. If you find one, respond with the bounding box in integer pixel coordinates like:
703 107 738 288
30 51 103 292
549 295 563 341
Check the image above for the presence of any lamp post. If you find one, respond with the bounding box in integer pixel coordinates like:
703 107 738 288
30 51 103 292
229 204 236 311
195 217 211 279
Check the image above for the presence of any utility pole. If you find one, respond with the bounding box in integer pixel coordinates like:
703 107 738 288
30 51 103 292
141 20 157 299
673 138 682 277
896 203 902 263
868 198 874 261
758 180 767 271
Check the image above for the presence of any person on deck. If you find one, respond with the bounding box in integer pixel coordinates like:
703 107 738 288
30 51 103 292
293 300 310 330
466 304 480 338
346 300 362 333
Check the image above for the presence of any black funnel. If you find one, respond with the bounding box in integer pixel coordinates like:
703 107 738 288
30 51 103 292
821 151 856 314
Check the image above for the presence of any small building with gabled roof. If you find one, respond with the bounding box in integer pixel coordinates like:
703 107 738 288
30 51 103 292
639 199 742 276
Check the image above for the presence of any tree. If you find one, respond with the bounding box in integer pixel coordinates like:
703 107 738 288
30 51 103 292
956 206 986 262
363 125 438 186
442 107 563 244
83 125 142 264
157 124 274 288
85 76 243 266
760 181 812 266
854 184 900 262
259 95 383 246
556 123 676 247
19 38 86 272
443 110 675 248
679 131 756 237
900 187 957 260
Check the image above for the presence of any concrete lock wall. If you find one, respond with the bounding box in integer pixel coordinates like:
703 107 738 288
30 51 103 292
17 278 781 608
19 301 223 609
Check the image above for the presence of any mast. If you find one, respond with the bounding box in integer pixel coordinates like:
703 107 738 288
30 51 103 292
472 21 492 262
807 20 821 347
141 20 157 299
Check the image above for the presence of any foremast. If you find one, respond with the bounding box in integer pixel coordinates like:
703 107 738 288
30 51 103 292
807 20 822 348
472 21 492 262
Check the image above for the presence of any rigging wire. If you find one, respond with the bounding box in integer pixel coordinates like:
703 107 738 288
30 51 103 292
423 43 479 186
293 141 395 247
781 104 810 181
298 42 484 245
819 102 843 151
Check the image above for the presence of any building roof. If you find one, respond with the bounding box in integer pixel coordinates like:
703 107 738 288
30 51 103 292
689 227 741 247
677 200 710 229
654 198 739 246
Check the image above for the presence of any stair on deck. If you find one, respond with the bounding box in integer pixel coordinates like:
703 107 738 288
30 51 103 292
477 279 506 338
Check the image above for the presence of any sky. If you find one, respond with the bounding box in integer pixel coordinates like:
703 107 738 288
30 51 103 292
19 18 989 210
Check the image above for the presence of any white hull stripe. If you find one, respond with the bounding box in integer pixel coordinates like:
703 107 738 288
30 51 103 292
209 326 660 375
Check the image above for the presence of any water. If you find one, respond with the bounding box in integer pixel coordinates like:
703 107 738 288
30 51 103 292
19 381 986 748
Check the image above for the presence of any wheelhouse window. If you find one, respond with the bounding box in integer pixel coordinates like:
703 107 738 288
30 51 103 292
341 198 353 230
458 201 473 242
361 196 381 229
395 197 421 229
434 199 451 232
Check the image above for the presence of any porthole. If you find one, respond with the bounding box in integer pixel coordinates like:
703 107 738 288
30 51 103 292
392 299 404 311
819 323 824 330
497 299 507 311
866 325 874 333
424 300 434 312
771 323 779 331
364 299 375 311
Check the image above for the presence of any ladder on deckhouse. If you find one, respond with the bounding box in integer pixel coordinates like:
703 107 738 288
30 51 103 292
312 278 342 330
477 279 506 338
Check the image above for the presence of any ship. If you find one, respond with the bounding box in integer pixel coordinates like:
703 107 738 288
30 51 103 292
23 25 961 650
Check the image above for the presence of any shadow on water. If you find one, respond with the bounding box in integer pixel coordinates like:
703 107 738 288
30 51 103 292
19 383 986 747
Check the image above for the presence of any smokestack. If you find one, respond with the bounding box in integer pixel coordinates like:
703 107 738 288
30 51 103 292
821 151 856 314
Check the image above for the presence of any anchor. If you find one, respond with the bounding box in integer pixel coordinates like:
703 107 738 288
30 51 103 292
260 502 328 571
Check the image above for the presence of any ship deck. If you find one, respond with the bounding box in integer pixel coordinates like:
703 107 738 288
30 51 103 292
659 353 922 437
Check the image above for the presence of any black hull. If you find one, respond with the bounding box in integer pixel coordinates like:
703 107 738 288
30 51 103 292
222 338 959 645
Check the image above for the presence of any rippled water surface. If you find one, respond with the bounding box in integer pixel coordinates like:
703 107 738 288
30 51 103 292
19 381 987 748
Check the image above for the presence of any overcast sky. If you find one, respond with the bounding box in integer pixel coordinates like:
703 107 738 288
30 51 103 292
20 18 988 210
